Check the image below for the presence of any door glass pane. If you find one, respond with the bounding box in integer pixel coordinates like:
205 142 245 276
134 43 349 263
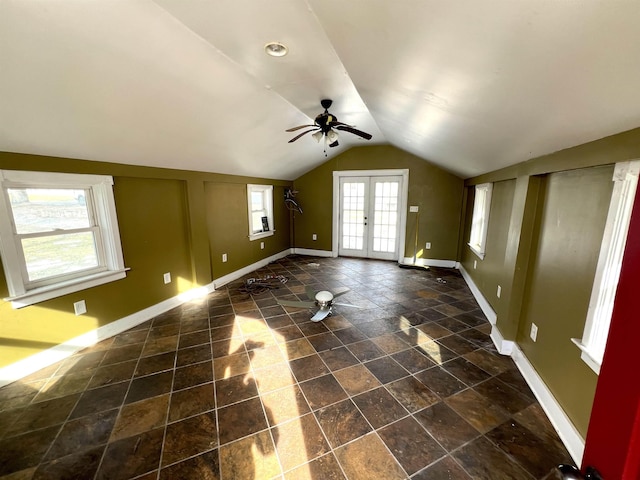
371 181 399 253
22 231 99 281
342 182 366 251
8 188 91 234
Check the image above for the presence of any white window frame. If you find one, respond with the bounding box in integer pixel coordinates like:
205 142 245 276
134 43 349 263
247 184 274 241
0 170 127 308
468 183 493 259
572 160 640 374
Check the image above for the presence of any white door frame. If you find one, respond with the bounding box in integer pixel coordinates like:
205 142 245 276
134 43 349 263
332 169 409 260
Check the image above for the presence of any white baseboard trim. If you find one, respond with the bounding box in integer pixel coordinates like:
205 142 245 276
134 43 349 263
511 344 585 466
456 263 498 325
401 257 457 268
490 325 515 355
212 249 292 288
291 248 335 258
0 281 216 388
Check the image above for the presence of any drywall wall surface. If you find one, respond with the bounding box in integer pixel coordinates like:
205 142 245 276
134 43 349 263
460 179 516 312
0 151 291 367
204 182 291 278
293 145 463 259
517 166 613 435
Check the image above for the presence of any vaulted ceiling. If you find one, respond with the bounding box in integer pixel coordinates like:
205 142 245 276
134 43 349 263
2 1 640 180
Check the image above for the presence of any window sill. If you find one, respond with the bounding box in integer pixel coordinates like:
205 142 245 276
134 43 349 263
570 338 601 375
249 230 275 241
468 243 486 260
5 268 129 309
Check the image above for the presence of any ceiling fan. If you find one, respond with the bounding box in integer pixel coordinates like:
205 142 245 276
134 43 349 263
277 286 361 322
286 99 372 153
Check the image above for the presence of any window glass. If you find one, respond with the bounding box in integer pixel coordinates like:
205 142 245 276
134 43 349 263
9 188 91 233
468 183 493 259
22 232 99 282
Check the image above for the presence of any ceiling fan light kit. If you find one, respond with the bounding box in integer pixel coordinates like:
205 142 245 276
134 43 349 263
286 99 372 155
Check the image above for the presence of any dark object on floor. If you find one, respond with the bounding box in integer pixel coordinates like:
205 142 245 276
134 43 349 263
238 275 288 294
398 262 429 270
543 464 604 480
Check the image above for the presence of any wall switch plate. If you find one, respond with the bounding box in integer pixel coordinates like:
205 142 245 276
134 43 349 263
409 205 419 213
473 260 477 269
163 272 171 284
425 242 431 249
497 285 501 298
530 323 539 342
312 233 317 241
260 242 264 250
74 300 87 316
222 253 228 262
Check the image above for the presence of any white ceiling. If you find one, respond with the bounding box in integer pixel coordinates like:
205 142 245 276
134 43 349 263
2 1 640 180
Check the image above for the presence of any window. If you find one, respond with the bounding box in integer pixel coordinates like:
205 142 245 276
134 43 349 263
468 183 493 259
247 184 274 240
0 170 127 308
572 160 640 374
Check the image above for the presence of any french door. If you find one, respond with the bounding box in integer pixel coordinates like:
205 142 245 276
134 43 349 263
338 175 403 260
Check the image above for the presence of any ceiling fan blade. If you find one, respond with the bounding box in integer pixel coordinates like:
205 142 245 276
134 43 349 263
288 129 319 143
305 286 318 300
285 124 317 132
332 302 364 309
335 125 372 140
331 288 350 298
311 308 332 322
277 299 316 309
327 121 353 128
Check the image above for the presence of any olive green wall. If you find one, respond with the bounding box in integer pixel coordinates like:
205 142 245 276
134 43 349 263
517 166 613 435
462 126 640 437
460 179 516 314
0 152 291 367
293 145 464 260
205 183 291 277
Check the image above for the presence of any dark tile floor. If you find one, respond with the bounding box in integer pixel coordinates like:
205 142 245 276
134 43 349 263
0 256 574 479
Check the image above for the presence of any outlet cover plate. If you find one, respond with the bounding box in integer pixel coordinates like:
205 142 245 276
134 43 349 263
163 272 171 284
530 323 539 342
74 300 87 316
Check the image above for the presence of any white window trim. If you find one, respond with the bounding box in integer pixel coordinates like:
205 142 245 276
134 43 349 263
0 170 128 308
247 184 274 241
468 183 493 259
572 160 640 374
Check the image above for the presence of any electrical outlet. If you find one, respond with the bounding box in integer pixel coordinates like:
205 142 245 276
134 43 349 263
496 285 501 298
74 300 87 316
163 272 171 284
409 205 419 213
312 233 317 241
425 242 431 249
260 242 265 250
473 260 477 269
222 253 228 263
530 323 539 342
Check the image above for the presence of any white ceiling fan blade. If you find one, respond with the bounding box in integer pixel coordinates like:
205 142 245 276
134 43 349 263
277 299 316 309
310 308 332 322
331 288 350 298
305 286 319 300
332 302 363 309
